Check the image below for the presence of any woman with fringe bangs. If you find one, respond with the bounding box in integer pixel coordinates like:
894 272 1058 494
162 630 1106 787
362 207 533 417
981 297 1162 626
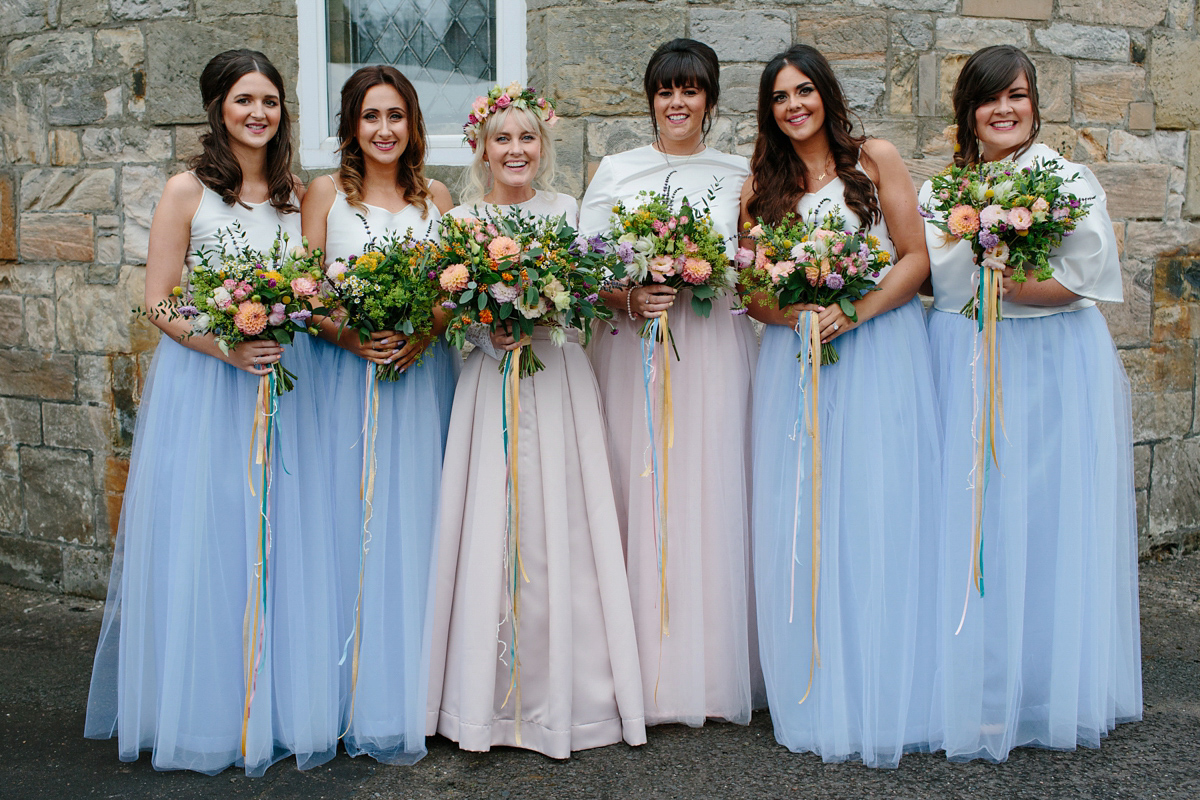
301 64 456 765
741 44 940 767
579 38 763 729
923 45 1140 763
86 49 341 775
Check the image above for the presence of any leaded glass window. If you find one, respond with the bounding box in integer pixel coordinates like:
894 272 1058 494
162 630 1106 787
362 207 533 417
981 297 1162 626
325 0 497 137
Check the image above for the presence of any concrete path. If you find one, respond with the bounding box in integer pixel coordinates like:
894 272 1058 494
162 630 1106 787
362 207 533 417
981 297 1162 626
2 552 1197 799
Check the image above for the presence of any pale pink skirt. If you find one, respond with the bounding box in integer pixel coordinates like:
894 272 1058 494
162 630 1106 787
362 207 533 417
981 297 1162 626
587 292 763 726
427 329 647 758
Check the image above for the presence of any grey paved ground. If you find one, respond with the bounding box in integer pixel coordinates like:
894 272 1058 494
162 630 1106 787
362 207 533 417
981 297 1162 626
2 552 1198 799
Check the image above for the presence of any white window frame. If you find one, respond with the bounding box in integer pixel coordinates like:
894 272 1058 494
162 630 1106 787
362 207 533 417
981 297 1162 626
296 0 527 168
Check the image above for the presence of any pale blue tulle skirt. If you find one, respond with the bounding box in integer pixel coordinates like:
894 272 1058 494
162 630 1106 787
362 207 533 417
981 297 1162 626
926 306 1142 762
752 297 941 768
312 337 457 764
85 335 341 775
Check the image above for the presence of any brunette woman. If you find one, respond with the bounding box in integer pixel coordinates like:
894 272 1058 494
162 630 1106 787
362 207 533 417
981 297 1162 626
301 65 456 765
86 50 339 775
579 38 762 728
741 44 940 767
923 45 1140 762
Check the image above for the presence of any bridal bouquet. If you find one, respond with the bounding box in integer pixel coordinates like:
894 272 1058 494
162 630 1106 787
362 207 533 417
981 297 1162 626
436 209 611 378
164 226 323 393
737 206 887 364
921 157 1091 318
604 182 737 326
321 232 442 380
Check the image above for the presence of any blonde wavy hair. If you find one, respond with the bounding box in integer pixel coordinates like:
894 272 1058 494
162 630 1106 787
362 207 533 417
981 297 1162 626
336 65 431 214
459 105 558 205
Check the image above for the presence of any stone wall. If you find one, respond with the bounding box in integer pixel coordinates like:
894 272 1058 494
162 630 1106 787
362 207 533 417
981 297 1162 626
529 0 1200 560
2 1 1198 597
0 1 299 596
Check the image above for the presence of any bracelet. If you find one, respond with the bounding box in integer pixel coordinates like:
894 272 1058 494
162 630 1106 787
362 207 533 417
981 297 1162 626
626 286 638 320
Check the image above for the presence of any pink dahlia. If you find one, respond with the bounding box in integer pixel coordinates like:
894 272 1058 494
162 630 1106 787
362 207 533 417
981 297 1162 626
234 301 268 336
439 263 470 292
680 257 712 285
947 205 981 237
487 236 519 264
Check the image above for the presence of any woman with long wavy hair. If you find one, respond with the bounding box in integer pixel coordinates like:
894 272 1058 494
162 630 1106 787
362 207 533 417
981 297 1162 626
301 64 455 765
741 44 940 767
85 49 341 776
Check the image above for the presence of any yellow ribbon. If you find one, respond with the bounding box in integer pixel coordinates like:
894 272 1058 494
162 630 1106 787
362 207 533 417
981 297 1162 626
341 363 379 738
658 310 674 640
241 374 272 756
790 312 822 705
500 344 528 744
957 266 1005 635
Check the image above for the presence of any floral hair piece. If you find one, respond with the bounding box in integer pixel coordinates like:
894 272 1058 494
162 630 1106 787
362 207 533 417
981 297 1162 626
463 82 557 151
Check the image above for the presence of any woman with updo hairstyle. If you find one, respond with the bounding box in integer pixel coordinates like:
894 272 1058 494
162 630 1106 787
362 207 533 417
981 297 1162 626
922 45 1140 763
740 44 940 767
579 38 763 729
86 49 341 776
301 64 455 766
426 86 646 758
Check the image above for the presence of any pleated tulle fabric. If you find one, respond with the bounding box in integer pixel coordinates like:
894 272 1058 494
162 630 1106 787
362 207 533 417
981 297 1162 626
85 335 341 775
314 336 457 764
427 330 647 759
927 307 1142 762
587 294 763 727
753 298 941 768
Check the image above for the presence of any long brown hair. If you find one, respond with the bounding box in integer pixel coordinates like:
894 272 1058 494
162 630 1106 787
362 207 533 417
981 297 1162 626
336 65 431 214
643 38 721 143
189 49 297 213
952 45 1041 167
747 45 879 228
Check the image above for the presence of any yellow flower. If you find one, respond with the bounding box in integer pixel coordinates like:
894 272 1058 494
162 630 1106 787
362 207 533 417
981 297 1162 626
984 189 995 199
356 252 383 271
262 270 284 284
877 250 891 265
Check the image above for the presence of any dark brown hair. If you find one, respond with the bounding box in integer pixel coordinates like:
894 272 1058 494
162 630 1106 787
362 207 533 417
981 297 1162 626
747 45 879 228
952 45 1041 167
643 38 720 142
189 49 297 213
336 65 431 214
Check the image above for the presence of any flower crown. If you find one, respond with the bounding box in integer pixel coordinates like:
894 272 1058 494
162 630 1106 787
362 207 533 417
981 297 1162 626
463 83 557 151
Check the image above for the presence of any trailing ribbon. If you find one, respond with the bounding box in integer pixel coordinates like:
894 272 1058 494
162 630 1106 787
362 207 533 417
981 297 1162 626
241 372 276 756
787 312 822 705
339 363 380 737
957 264 1004 636
500 344 529 743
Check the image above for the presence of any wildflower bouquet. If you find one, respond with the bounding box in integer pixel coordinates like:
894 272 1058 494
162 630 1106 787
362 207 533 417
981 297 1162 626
921 157 1091 318
165 228 323 393
436 209 612 378
320 232 442 381
737 207 888 364
605 184 737 326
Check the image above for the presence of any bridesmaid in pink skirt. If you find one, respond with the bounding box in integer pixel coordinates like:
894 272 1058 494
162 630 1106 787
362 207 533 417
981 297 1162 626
579 39 763 727
426 87 646 759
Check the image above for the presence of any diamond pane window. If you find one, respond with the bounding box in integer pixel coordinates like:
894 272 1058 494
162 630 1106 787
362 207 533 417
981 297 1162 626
326 0 497 137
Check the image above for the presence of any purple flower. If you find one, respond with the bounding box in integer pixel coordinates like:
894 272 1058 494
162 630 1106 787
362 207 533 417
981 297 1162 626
918 206 934 219
441 301 458 309
617 242 635 264
731 306 749 316
589 235 608 254
610 327 619 335
570 235 589 255
585 293 599 303
178 304 199 318
978 230 1000 250
428 270 437 280
824 273 845 290
267 278 277 288
288 309 312 325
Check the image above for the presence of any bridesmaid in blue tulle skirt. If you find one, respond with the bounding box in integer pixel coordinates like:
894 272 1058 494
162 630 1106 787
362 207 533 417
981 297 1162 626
922 46 1140 763
301 66 456 765
741 46 941 768
85 50 341 775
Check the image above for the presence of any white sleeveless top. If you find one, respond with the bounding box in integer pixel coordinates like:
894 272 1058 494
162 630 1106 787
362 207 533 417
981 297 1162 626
323 174 441 264
919 143 1122 318
796 172 898 283
449 190 579 225
184 172 300 273
579 145 749 257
